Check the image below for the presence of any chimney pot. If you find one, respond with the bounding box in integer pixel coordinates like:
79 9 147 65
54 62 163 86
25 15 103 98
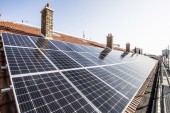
106 33 113 49
126 42 130 52
46 3 50 8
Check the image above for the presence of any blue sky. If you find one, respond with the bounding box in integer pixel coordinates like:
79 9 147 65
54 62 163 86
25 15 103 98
1 0 170 55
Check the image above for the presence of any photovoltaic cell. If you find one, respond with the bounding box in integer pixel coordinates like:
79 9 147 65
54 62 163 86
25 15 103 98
92 47 105 53
65 51 97 67
114 65 145 81
12 72 96 113
77 45 94 52
103 66 142 88
30 36 58 50
88 67 137 98
5 47 56 75
105 56 122 63
2 33 36 48
65 42 86 52
62 69 129 113
85 46 101 53
42 50 82 69
92 53 116 64
50 40 74 51
80 52 107 65
124 63 151 76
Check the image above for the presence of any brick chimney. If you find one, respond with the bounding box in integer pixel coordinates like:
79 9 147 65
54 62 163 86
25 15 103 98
41 3 54 38
126 42 130 52
106 34 113 49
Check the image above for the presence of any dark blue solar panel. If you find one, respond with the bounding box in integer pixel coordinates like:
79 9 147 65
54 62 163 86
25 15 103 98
13 72 96 113
88 67 137 98
80 52 107 65
51 40 74 51
103 65 142 88
1 32 158 113
30 36 58 50
65 51 97 67
77 44 94 52
2 33 36 48
114 65 145 81
62 69 129 113
5 47 56 75
92 53 116 64
92 47 104 53
42 50 82 69
65 42 86 52
85 46 100 53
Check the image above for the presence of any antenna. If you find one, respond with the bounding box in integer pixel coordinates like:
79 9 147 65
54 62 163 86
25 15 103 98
0 12 1 20
83 30 85 39
168 45 169 70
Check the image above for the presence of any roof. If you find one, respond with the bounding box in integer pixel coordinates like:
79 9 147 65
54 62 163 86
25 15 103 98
0 21 125 51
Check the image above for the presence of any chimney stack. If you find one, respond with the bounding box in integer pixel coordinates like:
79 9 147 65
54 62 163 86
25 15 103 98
106 34 113 49
126 42 130 52
41 3 54 38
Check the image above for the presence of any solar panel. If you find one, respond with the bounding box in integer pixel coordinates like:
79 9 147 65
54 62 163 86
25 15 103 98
1 32 158 113
80 52 107 65
65 42 86 52
92 53 117 64
87 67 137 98
62 69 129 113
65 51 97 67
4 47 56 75
84 46 99 53
50 40 74 51
125 62 153 75
122 63 146 75
103 65 142 87
12 72 97 113
30 36 58 50
114 65 145 81
42 50 82 70
2 33 36 48
91 46 105 53
76 44 94 52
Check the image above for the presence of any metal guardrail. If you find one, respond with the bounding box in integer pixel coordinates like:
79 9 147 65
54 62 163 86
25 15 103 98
151 61 161 113
162 63 170 86
151 58 170 113
163 93 167 113
161 58 170 113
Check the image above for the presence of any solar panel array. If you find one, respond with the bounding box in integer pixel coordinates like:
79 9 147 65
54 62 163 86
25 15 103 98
1 32 158 113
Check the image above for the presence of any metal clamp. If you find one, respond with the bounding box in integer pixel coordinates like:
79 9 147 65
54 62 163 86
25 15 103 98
1 85 13 93
1 65 7 70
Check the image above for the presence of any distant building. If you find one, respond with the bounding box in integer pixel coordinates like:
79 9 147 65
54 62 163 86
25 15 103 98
134 47 143 54
162 49 170 56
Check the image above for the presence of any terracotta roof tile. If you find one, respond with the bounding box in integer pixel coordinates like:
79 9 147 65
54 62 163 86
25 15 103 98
0 21 125 51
